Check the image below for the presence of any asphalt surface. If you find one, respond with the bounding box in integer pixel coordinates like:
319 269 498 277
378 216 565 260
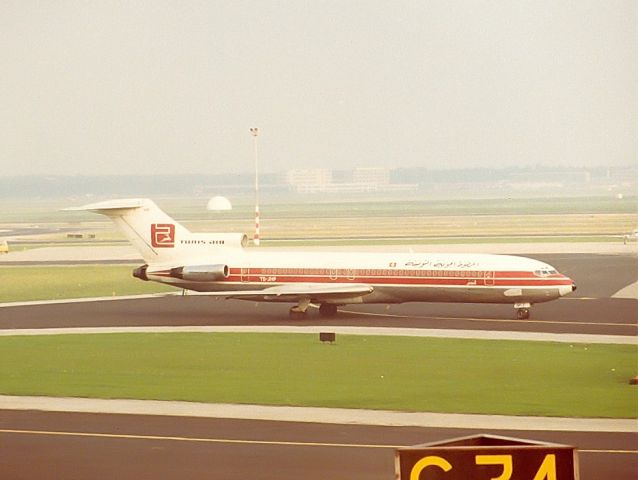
1 411 636 480
1 294 636 337
0 253 636 479
1 255 636 336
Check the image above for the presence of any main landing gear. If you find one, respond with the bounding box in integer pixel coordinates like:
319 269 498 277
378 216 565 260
289 298 310 319
288 302 310 320
288 301 339 319
319 303 338 318
514 303 531 320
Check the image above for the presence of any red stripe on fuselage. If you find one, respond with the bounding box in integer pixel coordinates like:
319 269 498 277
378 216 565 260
223 267 571 288
148 267 571 288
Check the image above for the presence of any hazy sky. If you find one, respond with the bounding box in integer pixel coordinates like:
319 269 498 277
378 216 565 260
1 1 636 176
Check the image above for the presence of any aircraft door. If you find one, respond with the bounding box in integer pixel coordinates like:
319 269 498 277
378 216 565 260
484 271 495 286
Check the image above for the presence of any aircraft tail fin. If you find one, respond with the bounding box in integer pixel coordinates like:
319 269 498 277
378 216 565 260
66 198 189 264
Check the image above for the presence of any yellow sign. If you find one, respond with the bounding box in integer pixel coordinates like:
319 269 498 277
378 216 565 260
396 435 577 480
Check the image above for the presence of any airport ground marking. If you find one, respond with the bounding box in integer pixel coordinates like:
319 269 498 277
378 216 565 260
579 449 638 455
0 428 398 450
1 429 636 455
338 308 636 329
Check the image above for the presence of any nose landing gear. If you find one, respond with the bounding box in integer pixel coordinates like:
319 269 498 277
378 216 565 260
516 308 530 320
514 302 531 320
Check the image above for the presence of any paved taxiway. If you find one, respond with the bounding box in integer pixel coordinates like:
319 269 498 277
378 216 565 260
1 255 635 336
1 253 636 479
1 410 636 479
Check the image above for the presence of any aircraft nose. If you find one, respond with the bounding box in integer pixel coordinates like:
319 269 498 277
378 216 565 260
558 278 576 297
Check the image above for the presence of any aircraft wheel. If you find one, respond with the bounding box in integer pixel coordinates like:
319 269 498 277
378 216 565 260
319 303 338 318
516 308 530 320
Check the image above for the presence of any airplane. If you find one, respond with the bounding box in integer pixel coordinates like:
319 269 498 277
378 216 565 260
68 198 577 320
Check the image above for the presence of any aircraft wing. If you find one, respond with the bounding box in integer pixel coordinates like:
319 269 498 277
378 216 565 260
182 283 374 302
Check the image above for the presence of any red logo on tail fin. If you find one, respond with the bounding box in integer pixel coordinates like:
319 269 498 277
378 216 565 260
151 224 175 248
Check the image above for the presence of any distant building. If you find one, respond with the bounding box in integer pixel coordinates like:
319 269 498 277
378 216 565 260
286 167 417 194
353 167 390 186
286 169 333 193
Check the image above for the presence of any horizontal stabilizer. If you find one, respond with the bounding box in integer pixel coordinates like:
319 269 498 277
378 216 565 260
63 198 148 213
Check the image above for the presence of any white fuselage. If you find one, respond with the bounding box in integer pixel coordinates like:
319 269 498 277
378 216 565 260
145 246 575 305
72 198 576 314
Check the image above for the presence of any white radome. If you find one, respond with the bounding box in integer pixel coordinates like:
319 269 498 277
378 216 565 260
206 196 232 211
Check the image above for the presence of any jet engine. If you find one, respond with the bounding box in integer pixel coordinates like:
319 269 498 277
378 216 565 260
170 264 230 281
133 265 149 281
221 233 248 248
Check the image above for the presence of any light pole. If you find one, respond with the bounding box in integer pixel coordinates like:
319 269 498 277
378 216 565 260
250 127 260 246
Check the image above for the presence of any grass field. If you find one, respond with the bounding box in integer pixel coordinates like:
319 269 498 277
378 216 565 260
0 266 174 303
1 195 634 223
2 196 636 240
0 332 635 418
2 196 635 422
7 211 633 246
168 195 638 219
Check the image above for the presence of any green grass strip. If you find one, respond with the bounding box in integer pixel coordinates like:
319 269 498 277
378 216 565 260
0 266 174 303
0 333 635 418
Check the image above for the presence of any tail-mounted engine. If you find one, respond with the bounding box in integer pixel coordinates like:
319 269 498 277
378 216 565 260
170 264 230 281
133 265 149 281
222 233 248 248
133 263 230 282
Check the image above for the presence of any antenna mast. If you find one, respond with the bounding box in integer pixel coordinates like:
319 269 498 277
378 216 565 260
250 127 260 246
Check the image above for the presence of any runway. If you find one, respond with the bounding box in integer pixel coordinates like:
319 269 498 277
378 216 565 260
1 253 636 479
